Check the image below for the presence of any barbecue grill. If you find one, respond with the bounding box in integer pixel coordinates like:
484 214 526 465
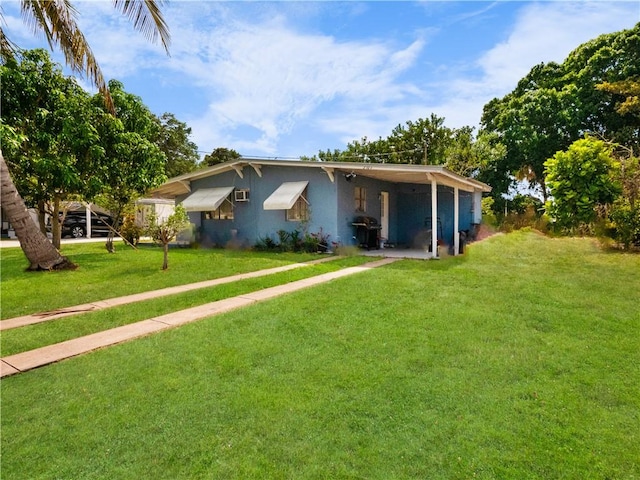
352 216 382 249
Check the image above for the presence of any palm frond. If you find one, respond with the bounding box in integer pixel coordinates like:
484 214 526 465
13 0 171 113
19 0 115 113
1 6 18 62
113 0 170 54
0 27 18 63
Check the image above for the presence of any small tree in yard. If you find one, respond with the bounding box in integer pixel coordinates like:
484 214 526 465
146 205 190 270
544 136 620 233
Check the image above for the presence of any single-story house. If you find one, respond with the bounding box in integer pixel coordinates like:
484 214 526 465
149 158 491 257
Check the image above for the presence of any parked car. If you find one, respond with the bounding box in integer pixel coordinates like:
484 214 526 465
49 210 119 238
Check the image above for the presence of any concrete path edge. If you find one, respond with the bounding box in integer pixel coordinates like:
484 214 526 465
0 257 399 378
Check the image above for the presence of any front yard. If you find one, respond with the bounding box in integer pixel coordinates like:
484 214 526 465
1 231 638 479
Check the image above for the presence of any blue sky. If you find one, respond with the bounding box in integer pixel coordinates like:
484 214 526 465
3 1 639 160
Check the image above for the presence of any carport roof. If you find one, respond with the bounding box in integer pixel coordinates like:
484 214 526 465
148 158 492 198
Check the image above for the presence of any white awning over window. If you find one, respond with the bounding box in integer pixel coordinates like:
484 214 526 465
181 187 234 212
263 181 309 210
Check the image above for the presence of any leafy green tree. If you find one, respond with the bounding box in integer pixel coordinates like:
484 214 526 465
91 80 167 252
317 149 344 162
146 204 191 270
1 135 74 270
0 1 170 114
597 78 640 116
562 24 640 150
157 113 200 178
203 147 241 166
1 49 103 249
304 114 456 165
334 114 454 164
0 0 170 270
481 63 578 200
544 137 620 232
387 114 453 165
482 23 640 202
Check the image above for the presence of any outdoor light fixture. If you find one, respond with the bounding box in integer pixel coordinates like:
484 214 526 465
344 172 356 182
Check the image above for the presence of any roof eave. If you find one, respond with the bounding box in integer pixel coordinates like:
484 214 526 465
149 158 492 197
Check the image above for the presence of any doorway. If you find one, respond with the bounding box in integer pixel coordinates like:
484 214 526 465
380 191 389 242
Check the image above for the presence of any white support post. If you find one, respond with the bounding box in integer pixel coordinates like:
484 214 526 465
473 191 482 224
431 177 438 259
85 204 92 238
454 186 460 255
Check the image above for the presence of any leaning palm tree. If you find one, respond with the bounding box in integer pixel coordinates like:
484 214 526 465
0 0 170 270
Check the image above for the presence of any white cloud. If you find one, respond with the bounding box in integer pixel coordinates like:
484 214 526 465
73 1 167 79
433 1 640 129
166 11 426 154
314 1 640 149
4 1 637 157
477 2 638 93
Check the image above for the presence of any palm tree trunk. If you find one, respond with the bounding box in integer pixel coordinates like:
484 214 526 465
1 151 75 270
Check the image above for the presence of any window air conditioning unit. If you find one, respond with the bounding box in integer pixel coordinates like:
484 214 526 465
234 189 250 202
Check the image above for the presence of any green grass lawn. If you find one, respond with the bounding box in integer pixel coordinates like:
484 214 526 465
0 254 372 356
0 241 321 319
1 231 639 479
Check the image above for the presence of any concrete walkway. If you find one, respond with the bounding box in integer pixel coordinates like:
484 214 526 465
0 255 341 331
0 257 399 378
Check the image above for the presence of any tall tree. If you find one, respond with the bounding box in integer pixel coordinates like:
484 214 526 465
157 113 200 178
481 23 640 200
0 1 170 270
562 23 640 150
388 114 453 165
1 1 170 114
480 63 578 200
1 133 75 270
1 49 102 249
203 147 241 167
305 114 456 165
91 80 167 253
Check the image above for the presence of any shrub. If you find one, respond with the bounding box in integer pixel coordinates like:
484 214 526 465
254 236 277 251
544 137 620 233
501 197 549 234
120 214 142 246
608 199 640 249
481 197 498 227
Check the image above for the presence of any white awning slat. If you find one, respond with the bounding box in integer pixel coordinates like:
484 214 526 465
263 181 309 210
181 187 234 212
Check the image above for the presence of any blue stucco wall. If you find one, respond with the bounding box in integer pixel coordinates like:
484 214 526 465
336 174 386 246
394 185 475 248
254 166 337 244
178 165 339 247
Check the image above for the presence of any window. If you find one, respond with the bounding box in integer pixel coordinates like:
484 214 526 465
286 189 309 221
205 195 234 220
355 186 367 212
